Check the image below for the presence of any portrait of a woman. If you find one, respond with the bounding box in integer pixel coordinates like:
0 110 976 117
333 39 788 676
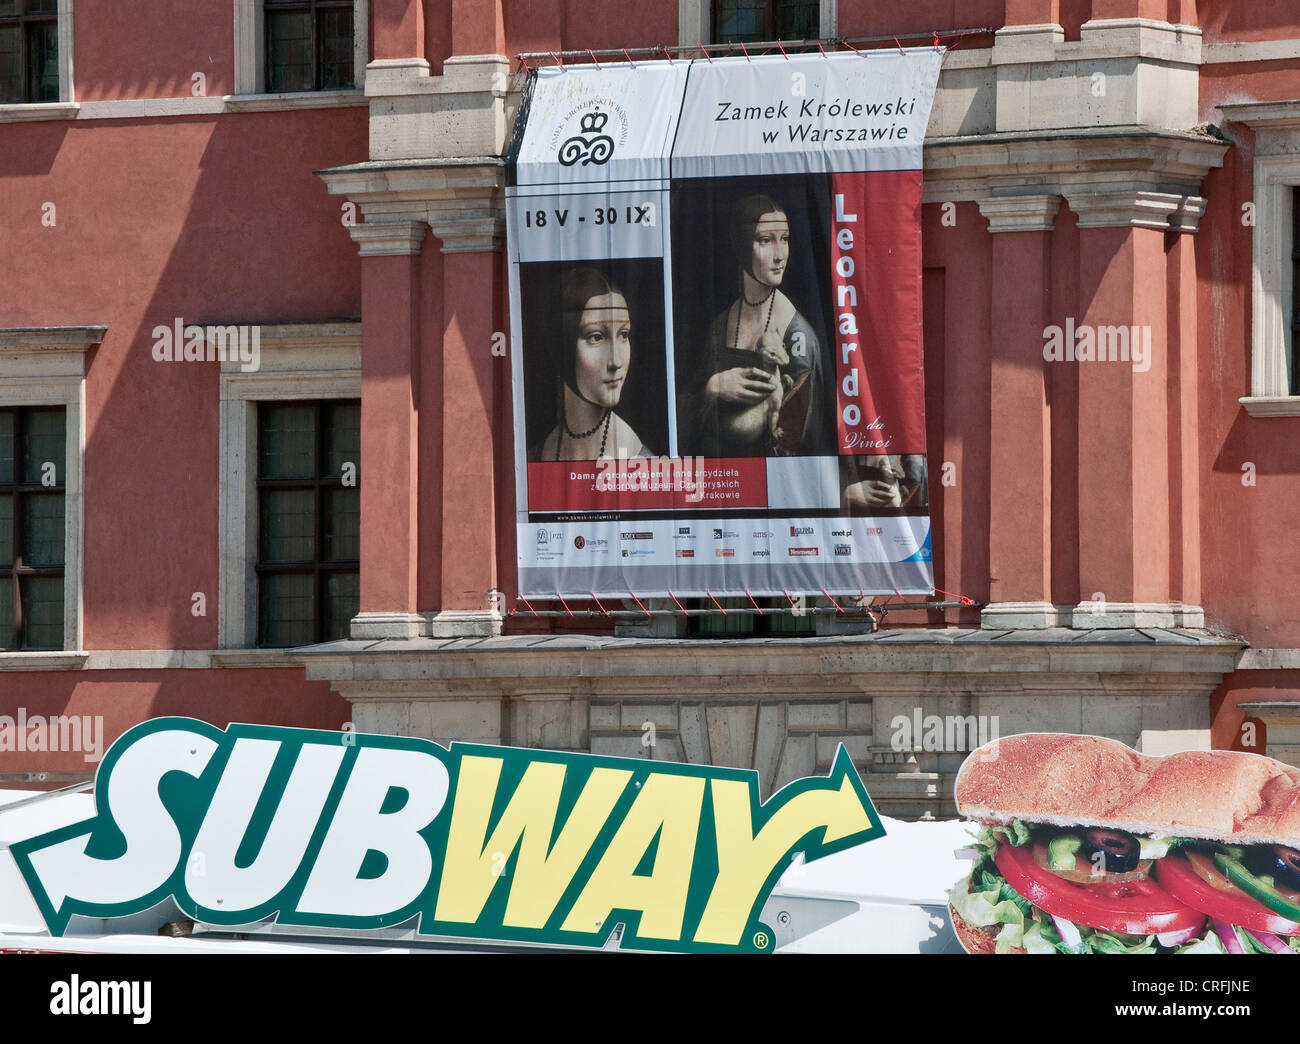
679 193 829 458
530 266 649 462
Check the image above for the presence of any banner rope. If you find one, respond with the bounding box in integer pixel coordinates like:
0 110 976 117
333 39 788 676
514 28 994 69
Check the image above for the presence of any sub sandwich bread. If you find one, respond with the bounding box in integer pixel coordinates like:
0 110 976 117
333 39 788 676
949 733 1300 954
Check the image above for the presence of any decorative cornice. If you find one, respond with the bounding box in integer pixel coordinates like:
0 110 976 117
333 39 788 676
319 159 507 253
1240 396 1300 418
1217 99 1300 130
924 128 1227 229
0 326 106 350
290 628 1245 687
978 194 1060 232
1062 188 1186 230
347 220 427 256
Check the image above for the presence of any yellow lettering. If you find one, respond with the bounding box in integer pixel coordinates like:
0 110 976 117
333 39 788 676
694 773 874 945
562 773 704 942
434 756 631 929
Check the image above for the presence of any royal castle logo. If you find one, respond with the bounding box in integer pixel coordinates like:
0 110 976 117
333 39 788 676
559 108 615 167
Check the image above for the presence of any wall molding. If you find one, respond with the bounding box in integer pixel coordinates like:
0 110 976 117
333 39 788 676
217 323 362 650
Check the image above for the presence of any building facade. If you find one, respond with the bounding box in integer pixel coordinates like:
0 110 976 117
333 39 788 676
1 0 1298 818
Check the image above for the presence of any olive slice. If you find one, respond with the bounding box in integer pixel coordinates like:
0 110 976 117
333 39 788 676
1081 827 1141 874
1246 844 1300 891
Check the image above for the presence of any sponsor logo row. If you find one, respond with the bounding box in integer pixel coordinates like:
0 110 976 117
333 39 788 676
527 520 910 566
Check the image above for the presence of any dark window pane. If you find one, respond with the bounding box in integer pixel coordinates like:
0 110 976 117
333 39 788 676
318 7 353 89
717 0 765 42
28 18 56 101
0 2 19 16
23 407 63 484
260 572 315 647
0 25 21 104
323 486 359 561
22 493 63 566
21 574 62 649
774 0 818 40
0 578 11 650
0 495 11 567
260 489 315 561
0 411 13 484
323 401 359 478
1293 187 1299 395
26 0 58 14
268 11 313 92
324 571 358 641
259 403 316 478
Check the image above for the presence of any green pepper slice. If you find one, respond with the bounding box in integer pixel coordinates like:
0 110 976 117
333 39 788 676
1213 851 1300 922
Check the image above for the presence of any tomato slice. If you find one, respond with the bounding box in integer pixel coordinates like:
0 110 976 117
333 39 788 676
1156 853 1300 936
994 843 1204 934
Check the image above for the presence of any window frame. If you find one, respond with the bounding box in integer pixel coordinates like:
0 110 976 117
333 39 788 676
234 0 367 96
711 0 822 45
0 0 73 105
0 406 67 649
680 0 834 48
217 323 361 649
1243 155 1300 414
1220 102 1300 416
0 326 94 655
254 398 360 647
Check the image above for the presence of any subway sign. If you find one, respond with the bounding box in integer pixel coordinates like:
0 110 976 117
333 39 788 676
12 718 885 953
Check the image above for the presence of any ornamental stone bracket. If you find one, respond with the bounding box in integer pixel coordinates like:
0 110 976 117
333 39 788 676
927 127 1229 232
316 158 506 254
291 628 1246 818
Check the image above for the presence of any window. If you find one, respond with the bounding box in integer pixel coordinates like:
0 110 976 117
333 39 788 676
0 0 57 103
256 400 359 646
0 407 65 649
714 0 820 43
264 0 354 92
1293 186 1299 395
689 597 815 637
217 322 360 650
1221 101 1300 416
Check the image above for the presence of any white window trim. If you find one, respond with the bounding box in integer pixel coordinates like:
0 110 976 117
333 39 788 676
57 0 74 102
234 0 368 96
0 327 101 655
679 0 835 47
217 322 361 649
0 0 74 118
1221 101 1300 417
1241 155 1298 415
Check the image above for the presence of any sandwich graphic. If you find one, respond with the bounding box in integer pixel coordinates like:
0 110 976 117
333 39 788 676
949 733 1300 954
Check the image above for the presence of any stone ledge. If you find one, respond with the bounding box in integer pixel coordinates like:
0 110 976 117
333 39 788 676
290 627 1244 685
1240 396 1300 418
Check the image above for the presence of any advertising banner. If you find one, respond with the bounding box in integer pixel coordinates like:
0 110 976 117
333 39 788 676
507 49 943 598
12 718 885 954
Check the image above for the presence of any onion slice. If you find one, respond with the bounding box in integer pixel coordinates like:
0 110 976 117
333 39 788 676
1246 929 1296 954
1213 918 1245 954
1052 915 1083 951
1156 922 1205 948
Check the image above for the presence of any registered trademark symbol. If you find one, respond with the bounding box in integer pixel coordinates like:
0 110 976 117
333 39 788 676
752 930 770 950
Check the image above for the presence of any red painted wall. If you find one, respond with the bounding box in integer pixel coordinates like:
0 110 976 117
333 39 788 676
74 1 235 101
0 669 350 778
0 111 365 651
